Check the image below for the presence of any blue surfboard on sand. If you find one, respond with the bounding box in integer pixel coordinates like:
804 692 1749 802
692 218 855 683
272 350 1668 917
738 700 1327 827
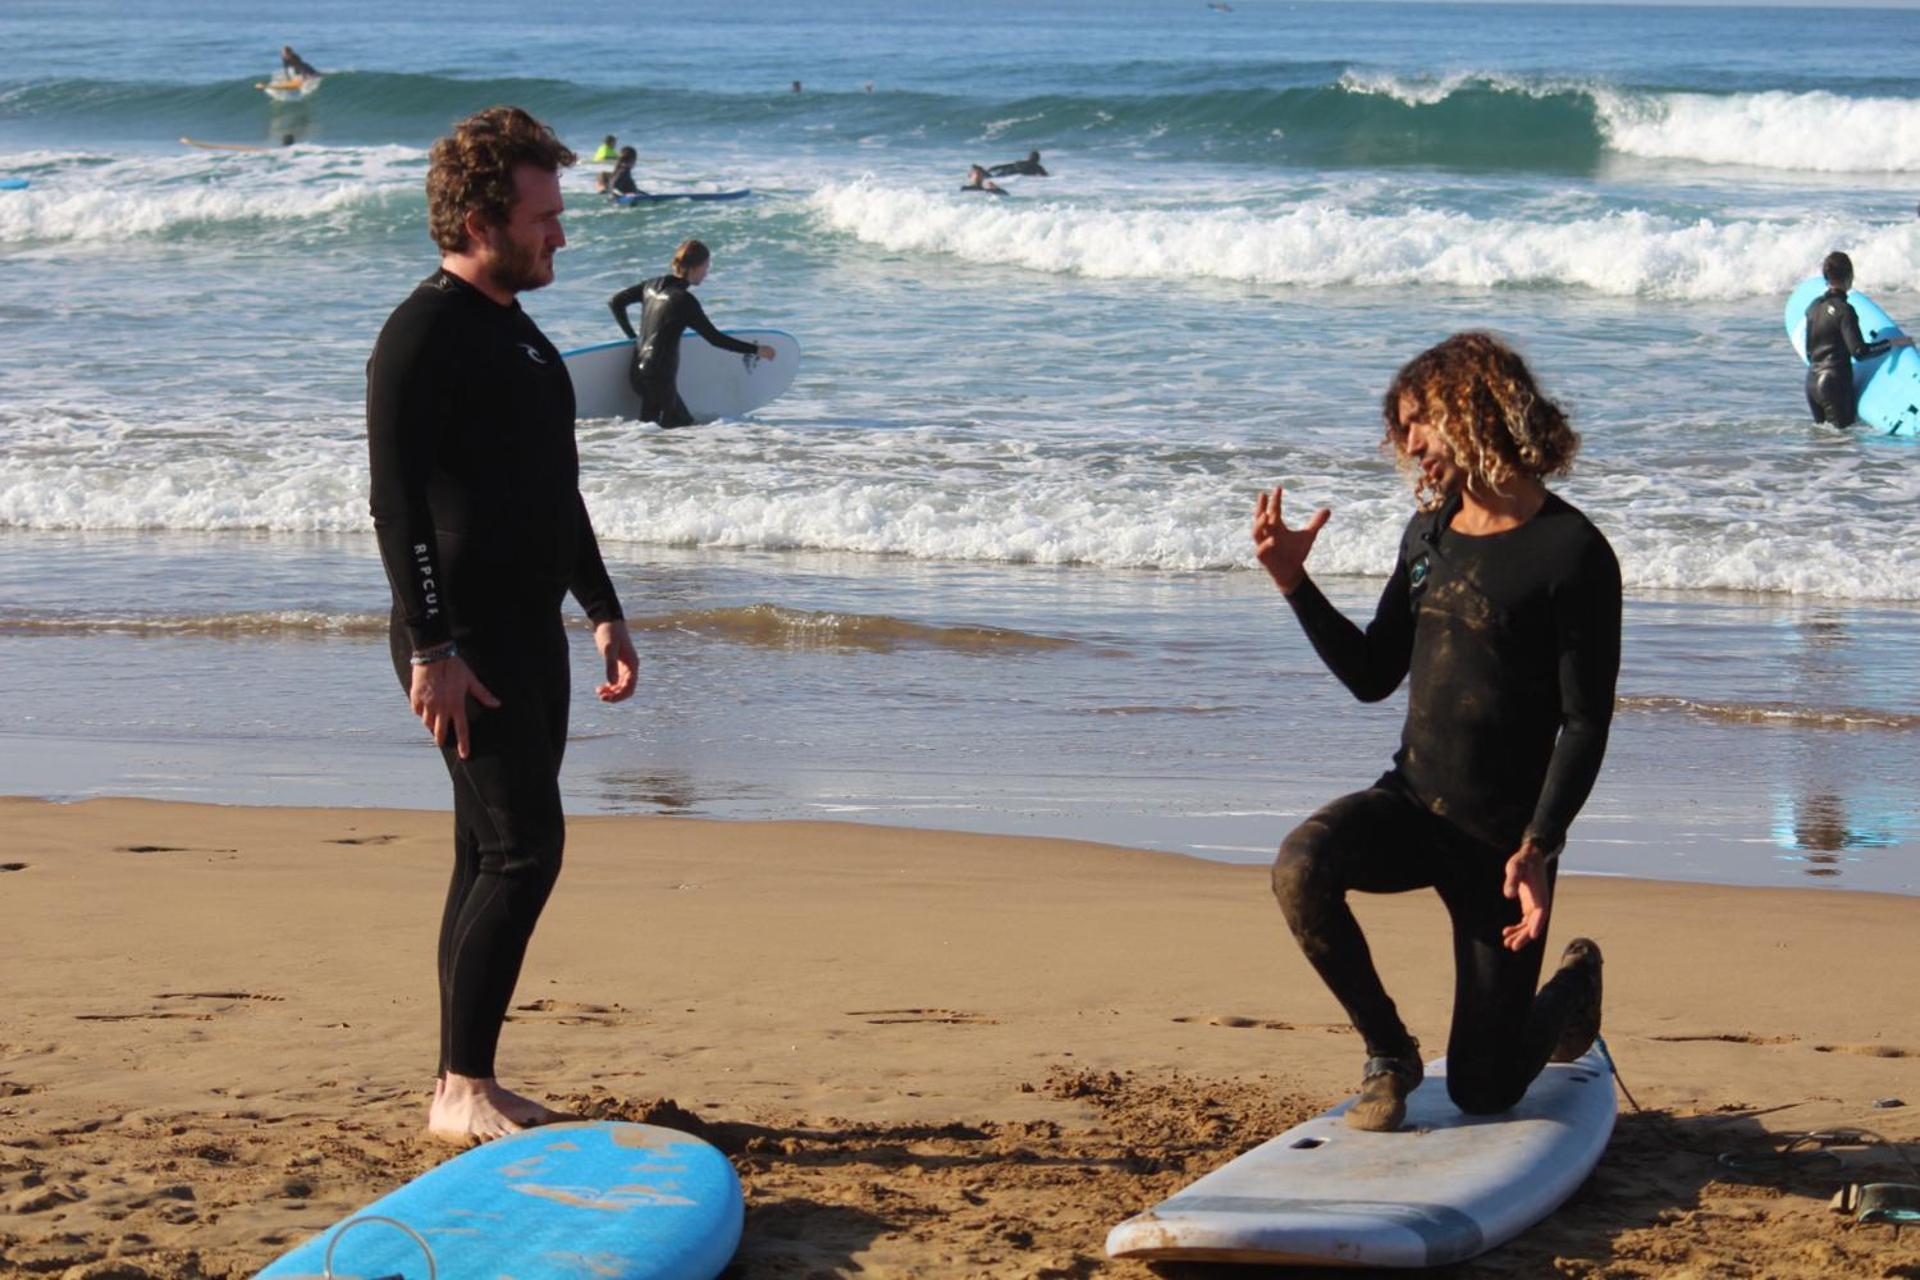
1785 275 1920 437
255 1121 742 1279
614 189 751 205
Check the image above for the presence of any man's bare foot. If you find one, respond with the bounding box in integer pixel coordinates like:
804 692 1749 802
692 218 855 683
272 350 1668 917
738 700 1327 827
427 1073 552 1146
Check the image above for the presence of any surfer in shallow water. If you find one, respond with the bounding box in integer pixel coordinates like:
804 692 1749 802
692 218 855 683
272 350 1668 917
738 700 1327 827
608 239 777 428
960 164 1008 196
986 149 1049 178
1253 333 1619 1133
367 106 639 1145
1804 250 1915 429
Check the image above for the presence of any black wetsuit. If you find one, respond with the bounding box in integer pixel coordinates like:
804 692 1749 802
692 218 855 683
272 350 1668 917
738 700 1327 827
986 158 1048 177
1804 286 1890 428
1272 491 1621 1114
606 274 758 428
282 51 320 78
368 268 623 1080
608 160 640 197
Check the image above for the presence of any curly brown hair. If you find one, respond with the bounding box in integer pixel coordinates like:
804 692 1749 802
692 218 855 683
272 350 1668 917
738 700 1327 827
425 106 576 253
1381 332 1580 511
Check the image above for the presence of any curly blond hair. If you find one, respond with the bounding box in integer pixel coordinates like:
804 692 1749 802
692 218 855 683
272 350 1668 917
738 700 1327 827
425 106 575 253
1381 332 1580 511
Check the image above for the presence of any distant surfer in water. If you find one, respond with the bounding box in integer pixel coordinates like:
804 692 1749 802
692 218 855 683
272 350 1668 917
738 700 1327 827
604 145 641 198
593 135 618 163
1254 333 1619 1133
367 106 639 1144
987 150 1049 178
961 164 1008 196
608 238 776 428
279 45 319 80
1804 250 1915 429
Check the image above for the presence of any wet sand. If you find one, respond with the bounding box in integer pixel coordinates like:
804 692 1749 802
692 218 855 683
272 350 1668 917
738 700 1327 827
2 796 1916 1278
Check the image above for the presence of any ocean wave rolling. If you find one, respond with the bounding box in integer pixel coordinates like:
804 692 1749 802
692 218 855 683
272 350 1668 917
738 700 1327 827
809 180 1919 300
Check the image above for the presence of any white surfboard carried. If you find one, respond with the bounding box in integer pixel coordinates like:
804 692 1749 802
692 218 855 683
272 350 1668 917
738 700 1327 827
1107 1046 1616 1268
563 328 800 425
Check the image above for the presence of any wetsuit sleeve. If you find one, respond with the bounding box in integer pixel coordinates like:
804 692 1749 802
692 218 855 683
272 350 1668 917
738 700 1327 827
569 493 624 625
608 283 645 340
1523 534 1623 852
1284 557 1414 704
1840 303 1892 361
683 295 760 356
367 320 454 651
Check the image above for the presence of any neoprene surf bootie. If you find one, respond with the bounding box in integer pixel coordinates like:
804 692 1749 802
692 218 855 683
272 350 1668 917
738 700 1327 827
1548 937 1604 1063
1347 1042 1423 1132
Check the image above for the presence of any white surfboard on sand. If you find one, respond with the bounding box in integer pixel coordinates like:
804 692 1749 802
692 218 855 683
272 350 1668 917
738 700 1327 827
563 329 800 424
1106 1046 1616 1268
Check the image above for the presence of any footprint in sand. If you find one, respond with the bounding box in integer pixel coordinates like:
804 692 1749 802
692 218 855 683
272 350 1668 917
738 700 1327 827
1172 1015 1353 1033
1814 1043 1913 1059
845 1008 998 1025
326 833 398 846
115 844 236 854
75 992 282 1022
1649 1033 1799 1046
510 999 630 1026
0 863 25 873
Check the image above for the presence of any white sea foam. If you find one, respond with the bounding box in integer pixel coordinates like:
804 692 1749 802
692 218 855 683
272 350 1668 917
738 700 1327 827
0 145 422 243
4 412 1918 602
1339 72 1920 174
809 180 1917 300
1596 89 1920 174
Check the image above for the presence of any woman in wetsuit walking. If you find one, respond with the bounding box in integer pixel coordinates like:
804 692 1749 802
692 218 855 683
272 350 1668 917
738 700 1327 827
607 239 776 428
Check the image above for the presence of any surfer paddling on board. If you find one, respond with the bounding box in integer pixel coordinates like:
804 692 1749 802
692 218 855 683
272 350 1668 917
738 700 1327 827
1805 250 1915 428
607 239 775 429
961 164 1008 196
279 45 320 81
986 149 1049 177
1254 333 1619 1133
368 106 639 1145
601 145 641 197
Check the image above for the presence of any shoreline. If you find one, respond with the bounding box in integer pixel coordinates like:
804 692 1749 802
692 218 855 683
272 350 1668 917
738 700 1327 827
3 796 1917 1277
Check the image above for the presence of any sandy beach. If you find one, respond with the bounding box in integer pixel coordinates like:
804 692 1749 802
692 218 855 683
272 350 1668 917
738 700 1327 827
1 795 1916 1278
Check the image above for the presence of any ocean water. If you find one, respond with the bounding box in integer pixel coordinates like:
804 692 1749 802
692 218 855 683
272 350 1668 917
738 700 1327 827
2 0 1917 892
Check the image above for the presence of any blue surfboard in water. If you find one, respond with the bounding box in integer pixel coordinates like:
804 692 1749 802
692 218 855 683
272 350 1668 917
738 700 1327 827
614 188 751 205
0 178 29 191
1785 276 1920 437
254 1121 742 1280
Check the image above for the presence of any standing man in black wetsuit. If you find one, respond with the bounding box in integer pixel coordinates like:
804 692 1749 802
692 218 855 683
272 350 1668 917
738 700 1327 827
368 105 639 1145
607 239 775 428
1253 332 1620 1133
1804 250 1915 428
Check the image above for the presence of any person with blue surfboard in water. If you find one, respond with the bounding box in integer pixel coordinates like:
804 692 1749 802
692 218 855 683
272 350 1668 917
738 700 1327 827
1804 250 1915 428
368 106 639 1145
607 239 776 428
1253 333 1619 1133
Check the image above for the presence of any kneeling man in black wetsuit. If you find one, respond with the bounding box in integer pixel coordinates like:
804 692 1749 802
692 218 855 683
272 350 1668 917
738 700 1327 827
1804 249 1916 428
1253 333 1621 1133
367 105 640 1145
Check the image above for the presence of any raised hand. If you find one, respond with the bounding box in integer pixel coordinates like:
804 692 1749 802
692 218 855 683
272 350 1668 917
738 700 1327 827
1252 484 1330 595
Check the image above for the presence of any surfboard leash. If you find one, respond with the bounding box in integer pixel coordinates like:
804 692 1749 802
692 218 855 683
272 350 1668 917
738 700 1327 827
1594 1034 1642 1113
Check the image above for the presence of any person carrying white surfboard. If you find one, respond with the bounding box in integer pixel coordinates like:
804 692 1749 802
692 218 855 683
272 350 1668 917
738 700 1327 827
367 106 640 1145
1805 250 1915 429
607 239 776 429
1252 332 1620 1134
